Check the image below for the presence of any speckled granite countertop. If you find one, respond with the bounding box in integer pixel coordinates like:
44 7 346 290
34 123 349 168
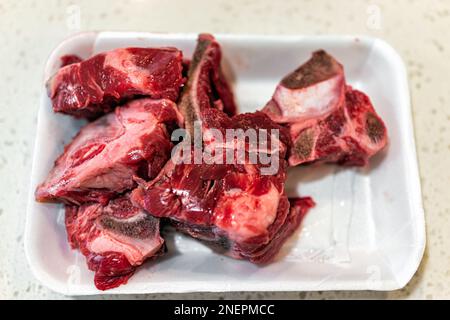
0 0 448 299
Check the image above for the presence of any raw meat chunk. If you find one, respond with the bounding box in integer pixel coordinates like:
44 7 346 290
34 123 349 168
289 86 388 166
65 194 164 290
131 109 311 263
36 98 181 205
178 33 237 139
261 50 388 166
48 47 184 118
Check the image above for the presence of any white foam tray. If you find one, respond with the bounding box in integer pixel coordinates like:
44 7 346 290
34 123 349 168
25 32 425 295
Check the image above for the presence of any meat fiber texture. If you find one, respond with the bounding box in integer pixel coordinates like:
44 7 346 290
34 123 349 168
35 98 181 205
131 109 308 263
262 50 388 166
47 47 184 118
65 194 164 290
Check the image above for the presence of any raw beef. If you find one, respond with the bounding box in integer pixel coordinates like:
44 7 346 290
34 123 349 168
60 54 83 67
65 194 164 290
131 108 313 263
48 47 184 118
178 33 237 139
231 196 315 263
262 50 388 166
36 98 181 205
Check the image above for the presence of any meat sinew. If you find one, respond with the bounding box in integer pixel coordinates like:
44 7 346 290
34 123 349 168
131 108 314 263
178 33 237 139
36 98 181 205
262 50 388 166
65 194 164 290
48 47 184 118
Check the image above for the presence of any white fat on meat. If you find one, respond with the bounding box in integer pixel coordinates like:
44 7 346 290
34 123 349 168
213 182 280 242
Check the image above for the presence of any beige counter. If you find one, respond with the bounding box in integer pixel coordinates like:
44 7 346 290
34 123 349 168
0 0 448 299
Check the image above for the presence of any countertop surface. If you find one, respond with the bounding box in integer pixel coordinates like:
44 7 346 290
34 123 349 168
0 0 449 299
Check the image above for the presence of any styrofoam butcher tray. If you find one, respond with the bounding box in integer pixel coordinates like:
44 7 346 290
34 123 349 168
25 32 425 295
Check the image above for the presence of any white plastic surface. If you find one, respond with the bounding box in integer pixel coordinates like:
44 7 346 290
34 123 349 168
25 32 425 295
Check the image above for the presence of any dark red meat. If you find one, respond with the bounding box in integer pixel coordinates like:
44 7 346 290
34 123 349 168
36 98 181 205
65 194 164 290
178 34 237 139
261 50 388 166
48 47 184 118
131 108 311 263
